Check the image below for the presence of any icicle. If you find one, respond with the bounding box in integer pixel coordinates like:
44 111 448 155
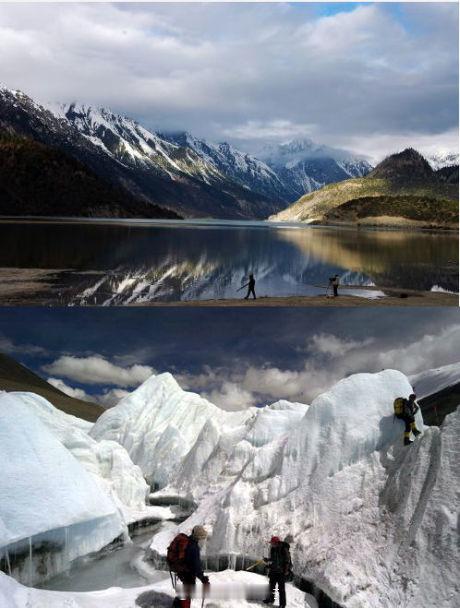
64 527 69 570
28 537 33 586
5 548 11 575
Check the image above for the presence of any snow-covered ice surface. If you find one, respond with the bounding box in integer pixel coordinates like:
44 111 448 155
0 391 179 585
90 373 252 489
0 393 125 585
3 391 150 522
410 362 460 399
149 370 458 608
0 570 317 608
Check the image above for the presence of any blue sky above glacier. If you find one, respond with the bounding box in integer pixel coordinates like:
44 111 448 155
0 2 457 161
1 308 460 410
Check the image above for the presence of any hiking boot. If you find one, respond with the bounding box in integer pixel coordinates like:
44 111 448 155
404 437 413 446
412 428 421 437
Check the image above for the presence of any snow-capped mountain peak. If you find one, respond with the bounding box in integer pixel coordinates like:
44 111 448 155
256 137 373 199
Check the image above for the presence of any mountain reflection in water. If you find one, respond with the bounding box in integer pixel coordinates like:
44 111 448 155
0 221 456 304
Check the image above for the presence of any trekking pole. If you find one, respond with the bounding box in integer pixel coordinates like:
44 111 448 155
168 567 176 590
246 559 266 571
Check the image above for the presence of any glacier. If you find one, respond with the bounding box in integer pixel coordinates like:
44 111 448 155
146 370 458 608
0 368 458 607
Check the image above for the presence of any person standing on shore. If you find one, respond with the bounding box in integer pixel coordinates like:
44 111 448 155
331 274 340 297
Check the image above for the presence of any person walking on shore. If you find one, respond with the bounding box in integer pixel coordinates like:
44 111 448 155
242 273 256 300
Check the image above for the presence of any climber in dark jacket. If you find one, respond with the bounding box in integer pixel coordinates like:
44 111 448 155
263 536 292 608
172 526 209 608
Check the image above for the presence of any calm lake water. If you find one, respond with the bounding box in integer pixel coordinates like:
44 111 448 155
0 219 457 304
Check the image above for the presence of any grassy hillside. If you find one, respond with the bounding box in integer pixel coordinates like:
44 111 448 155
0 353 103 422
270 149 458 227
323 195 458 229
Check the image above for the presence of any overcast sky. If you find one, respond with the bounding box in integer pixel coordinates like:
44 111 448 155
0 2 458 161
1 307 460 410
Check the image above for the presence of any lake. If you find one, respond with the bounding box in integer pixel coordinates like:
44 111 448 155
0 219 457 305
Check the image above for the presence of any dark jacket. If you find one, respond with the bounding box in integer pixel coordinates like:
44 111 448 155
403 399 419 418
184 537 206 582
267 542 292 576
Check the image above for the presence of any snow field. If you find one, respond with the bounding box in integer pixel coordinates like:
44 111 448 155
0 570 317 608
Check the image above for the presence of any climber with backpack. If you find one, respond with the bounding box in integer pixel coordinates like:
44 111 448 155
167 525 210 608
393 393 422 446
262 535 292 608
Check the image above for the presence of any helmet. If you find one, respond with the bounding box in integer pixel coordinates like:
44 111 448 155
409 393 416 400
191 525 208 540
270 536 280 544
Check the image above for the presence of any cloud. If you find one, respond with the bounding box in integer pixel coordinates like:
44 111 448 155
47 377 90 401
204 381 256 412
0 2 457 158
95 388 130 408
0 334 47 356
42 355 155 387
48 376 129 408
308 334 375 358
177 326 460 409
222 119 314 141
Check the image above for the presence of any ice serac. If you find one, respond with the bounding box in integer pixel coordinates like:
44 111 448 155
8 391 150 520
151 370 458 608
89 373 251 489
0 393 125 585
169 399 309 499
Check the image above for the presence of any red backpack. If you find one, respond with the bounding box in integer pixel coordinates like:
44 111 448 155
167 533 190 573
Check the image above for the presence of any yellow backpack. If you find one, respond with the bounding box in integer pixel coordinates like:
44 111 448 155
393 397 405 416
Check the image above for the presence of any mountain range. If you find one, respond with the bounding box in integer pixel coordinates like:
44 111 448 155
0 87 374 219
0 87 457 221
